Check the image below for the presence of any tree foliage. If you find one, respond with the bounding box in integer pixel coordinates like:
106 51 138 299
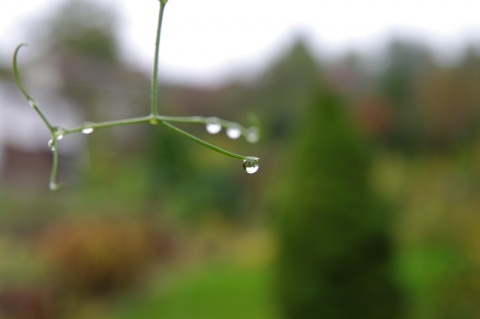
277 89 404 318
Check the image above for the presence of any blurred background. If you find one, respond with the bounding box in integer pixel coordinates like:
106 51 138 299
1 0 480 318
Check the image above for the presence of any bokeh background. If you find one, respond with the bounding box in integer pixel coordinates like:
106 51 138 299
1 0 480 318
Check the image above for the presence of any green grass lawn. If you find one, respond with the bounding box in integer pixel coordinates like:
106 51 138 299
113 262 279 319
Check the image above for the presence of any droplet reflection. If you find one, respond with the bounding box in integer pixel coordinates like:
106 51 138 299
242 158 259 174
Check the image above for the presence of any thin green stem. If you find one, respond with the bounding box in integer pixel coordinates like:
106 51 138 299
61 114 257 161
63 116 152 134
158 115 245 128
150 1 167 122
49 140 61 191
62 115 252 136
62 115 255 161
13 44 55 133
160 120 249 160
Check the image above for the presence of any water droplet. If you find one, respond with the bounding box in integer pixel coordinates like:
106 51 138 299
82 127 94 134
246 127 259 143
27 99 35 108
226 126 241 139
53 127 65 140
206 117 221 134
49 182 60 191
243 157 259 174
48 139 56 151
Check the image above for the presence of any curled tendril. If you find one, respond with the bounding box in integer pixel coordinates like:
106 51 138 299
13 44 62 191
12 1 259 191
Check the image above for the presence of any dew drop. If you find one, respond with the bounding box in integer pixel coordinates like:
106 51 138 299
82 127 94 134
226 127 241 139
246 127 259 143
243 158 259 174
49 182 60 191
206 117 221 134
27 99 35 108
53 127 65 141
48 139 56 151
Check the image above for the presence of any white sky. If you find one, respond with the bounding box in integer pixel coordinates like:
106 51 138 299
1 0 480 85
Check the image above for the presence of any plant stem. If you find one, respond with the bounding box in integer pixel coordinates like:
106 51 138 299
50 140 61 191
62 115 254 161
12 0 259 191
63 116 152 134
150 1 167 122
160 120 248 160
13 44 55 134
63 115 250 135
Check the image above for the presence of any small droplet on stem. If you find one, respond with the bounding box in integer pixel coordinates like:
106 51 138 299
53 127 65 141
206 117 222 134
27 99 35 108
226 126 241 139
48 139 56 151
49 182 60 191
82 127 94 134
246 127 259 143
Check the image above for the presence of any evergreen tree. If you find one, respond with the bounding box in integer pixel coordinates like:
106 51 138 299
277 89 403 318
377 39 431 151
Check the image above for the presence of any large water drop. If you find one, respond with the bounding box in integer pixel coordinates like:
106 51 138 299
226 127 241 139
243 158 259 174
206 117 221 134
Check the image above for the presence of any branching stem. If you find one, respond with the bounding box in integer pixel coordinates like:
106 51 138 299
12 0 259 191
62 115 252 137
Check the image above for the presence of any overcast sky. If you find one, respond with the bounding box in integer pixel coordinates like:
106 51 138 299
1 0 480 84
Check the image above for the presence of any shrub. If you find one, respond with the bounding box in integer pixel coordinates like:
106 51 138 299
276 89 404 318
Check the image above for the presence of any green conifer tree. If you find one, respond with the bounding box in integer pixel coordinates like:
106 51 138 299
277 89 403 318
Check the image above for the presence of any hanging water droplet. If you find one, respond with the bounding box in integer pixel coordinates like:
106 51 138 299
243 157 259 174
246 127 259 143
48 139 56 151
226 126 241 139
56 134 64 141
206 117 222 134
49 182 60 191
82 127 94 134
